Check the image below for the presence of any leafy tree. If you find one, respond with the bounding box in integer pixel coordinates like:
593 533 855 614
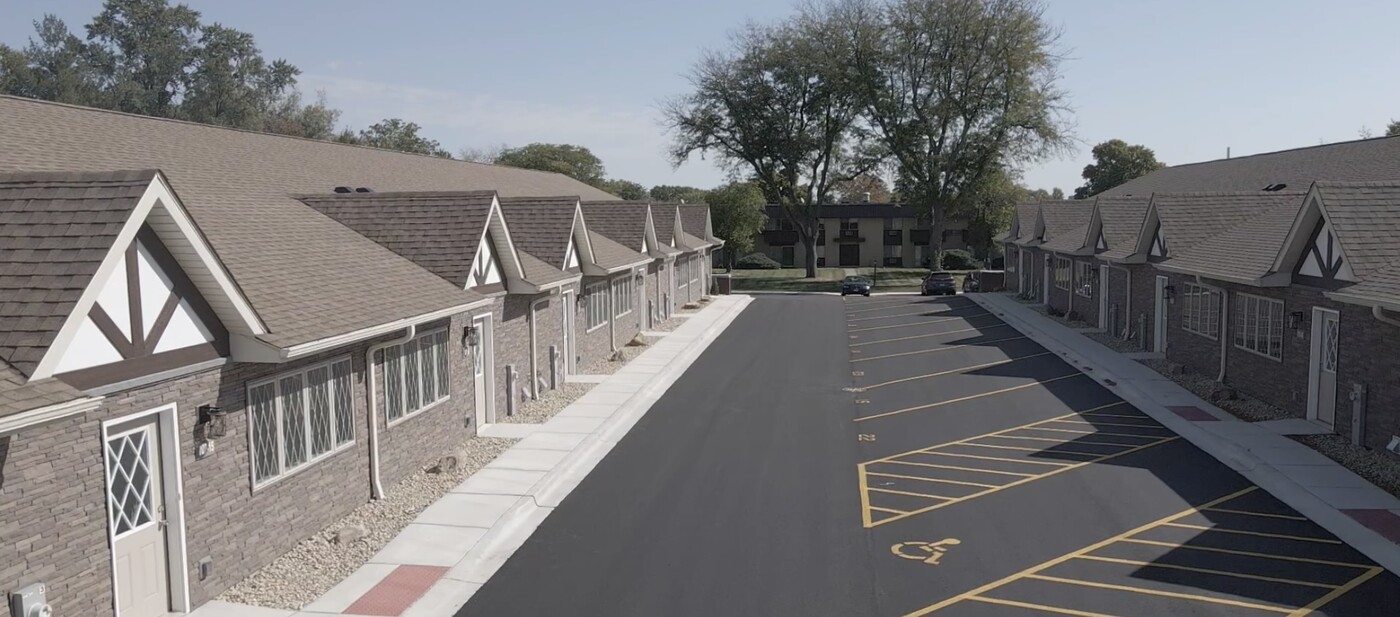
351 118 452 157
1026 187 1064 201
260 89 339 139
704 182 768 269
181 24 298 129
650 185 705 202
833 0 1071 265
666 18 871 278
0 16 101 105
458 143 509 163
84 0 202 116
1073 139 1164 199
1387 121 1400 137
832 172 892 203
495 143 606 186
962 168 1025 257
599 178 648 200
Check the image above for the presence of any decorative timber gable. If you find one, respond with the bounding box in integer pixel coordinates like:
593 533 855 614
468 231 506 290
55 226 227 389
1148 224 1167 259
1294 219 1356 285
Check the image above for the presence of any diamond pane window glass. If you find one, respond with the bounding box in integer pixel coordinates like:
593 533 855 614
385 345 404 422
332 360 354 445
106 429 155 536
404 339 421 412
249 382 280 482
280 374 306 468
307 366 333 456
434 330 450 397
421 336 437 403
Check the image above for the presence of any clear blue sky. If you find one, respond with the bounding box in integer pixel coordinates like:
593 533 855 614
4 0 1400 194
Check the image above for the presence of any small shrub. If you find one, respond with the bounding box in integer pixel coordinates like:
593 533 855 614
735 253 782 269
941 249 982 270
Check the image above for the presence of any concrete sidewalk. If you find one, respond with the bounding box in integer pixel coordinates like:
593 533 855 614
967 292 1400 576
191 295 752 617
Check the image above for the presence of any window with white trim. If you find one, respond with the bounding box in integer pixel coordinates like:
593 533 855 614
1075 261 1095 298
613 277 634 317
1054 256 1071 290
1181 283 1220 339
1233 293 1284 360
382 329 450 424
1007 248 1017 273
586 283 609 330
678 258 689 288
248 357 355 487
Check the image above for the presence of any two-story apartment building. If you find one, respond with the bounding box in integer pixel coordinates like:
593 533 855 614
754 204 969 269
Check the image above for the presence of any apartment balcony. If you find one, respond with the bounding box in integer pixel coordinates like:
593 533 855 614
884 229 903 246
910 229 931 246
761 230 798 246
835 229 864 243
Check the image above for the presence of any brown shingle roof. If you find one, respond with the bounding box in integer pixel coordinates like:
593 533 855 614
0 95 614 349
651 204 679 245
1103 136 1400 197
580 201 650 251
0 169 156 375
1009 202 1040 244
1313 182 1400 280
1159 198 1304 282
0 359 82 419
297 191 497 290
1096 196 1152 260
1153 192 1304 256
497 196 581 269
1038 201 1094 247
518 250 575 287
586 230 648 270
678 204 715 243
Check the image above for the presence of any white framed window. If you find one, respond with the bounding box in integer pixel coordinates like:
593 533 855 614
1075 261 1095 298
382 329 450 425
678 259 689 288
1054 256 1071 290
1181 283 1220 340
1007 248 1017 273
1234 293 1284 360
248 357 355 488
586 283 609 331
613 277 634 317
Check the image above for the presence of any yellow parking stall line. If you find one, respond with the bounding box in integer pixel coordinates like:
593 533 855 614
850 336 1027 363
858 465 873 528
1078 411 1155 420
864 437 1180 529
1022 427 1166 439
867 487 955 501
848 312 998 333
900 486 1258 615
882 459 1037 477
1288 567 1384 617
989 435 1151 450
1160 522 1343 545
1202 507 1310 522
848 323 1014 347
1049 419 1174 430
915 450 1074 467
961 442 1100 456
861 402 1133 465
847 309 987 323
963 596 1119 617
1023 574 1294 613
869 505 908 515
865 471 1000 489
854 353 1051 390
855 373 1087 422
1073 555 1338 589
1118 539 1374 569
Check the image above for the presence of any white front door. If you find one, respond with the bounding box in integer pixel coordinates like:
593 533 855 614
1309 308 1340 426
561 291 577 375
472 314 495 426
106 417 170 617
1154 276 1168 353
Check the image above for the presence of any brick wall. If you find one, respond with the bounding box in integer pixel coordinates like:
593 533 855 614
1047 254 1071 314
1340 304 1400 455
1070 257 1100 327
1161 271 1222 378
0 315 480 616
577 279 614 369
1126 264 1161 352
527 292 566 395
1104 265 1131 340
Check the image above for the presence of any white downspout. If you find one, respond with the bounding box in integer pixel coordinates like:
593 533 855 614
1374 305 1400 328
1124 266 1133 339
365 324 417 499
1215 283 1228 382
1067 257 1074 318
529 297 548 398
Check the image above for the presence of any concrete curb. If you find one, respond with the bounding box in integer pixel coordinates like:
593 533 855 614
966 292 1400 577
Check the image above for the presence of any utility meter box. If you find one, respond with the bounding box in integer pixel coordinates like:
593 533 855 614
9 583 52 617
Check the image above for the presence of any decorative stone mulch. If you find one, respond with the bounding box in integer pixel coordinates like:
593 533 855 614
499 382 596 424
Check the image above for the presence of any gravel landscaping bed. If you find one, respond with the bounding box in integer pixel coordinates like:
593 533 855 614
582 335 657 375
500 382 595 424
1136 358 1290 422
651 317 686 332
219 435 517 610
1291 434 1400 499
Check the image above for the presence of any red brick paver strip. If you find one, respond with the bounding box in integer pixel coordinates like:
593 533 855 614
344 565 449 616
1167 405 1219 421
1343 509 1400 545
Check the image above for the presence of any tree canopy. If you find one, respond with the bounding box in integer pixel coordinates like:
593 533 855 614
832 173 892 203
495 143 607 185
599 179 648 200
1073 139 1165 199
338 118 452 158
650 185 706 202
704 182 768 267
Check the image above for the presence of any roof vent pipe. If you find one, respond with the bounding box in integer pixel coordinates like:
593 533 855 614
355 187 374 193
333 186 353 193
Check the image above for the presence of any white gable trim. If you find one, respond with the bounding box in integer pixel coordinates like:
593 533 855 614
573 206 606 276
30 174 263 380
1274 188 1356 283
1149 225 1166 257
480 196 526 283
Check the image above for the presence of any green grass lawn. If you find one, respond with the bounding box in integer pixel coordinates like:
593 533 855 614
725 267 961 293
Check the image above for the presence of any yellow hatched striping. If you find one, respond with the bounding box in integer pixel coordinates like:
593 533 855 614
1072 554 1338 589
1202 507 1309 521
865 471 1000 489
1159 522 1343 544
914 450 1075 467
855 373 1088 422
880 459 1038 477
959 442 1101 456
1023 574 1295 613
964 596 1121 617
867 487 954 501
1118 539 1374 569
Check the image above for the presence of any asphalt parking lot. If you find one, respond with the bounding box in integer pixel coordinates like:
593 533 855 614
459 294 1400 617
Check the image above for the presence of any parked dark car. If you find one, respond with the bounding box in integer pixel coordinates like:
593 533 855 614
922 271 957 296
841 276 872 296
963 269 1005 293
